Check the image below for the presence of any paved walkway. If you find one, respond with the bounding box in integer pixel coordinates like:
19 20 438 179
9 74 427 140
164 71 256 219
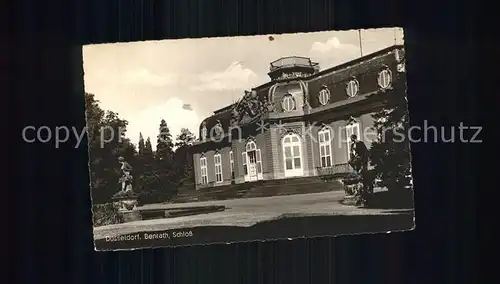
94 190 410 240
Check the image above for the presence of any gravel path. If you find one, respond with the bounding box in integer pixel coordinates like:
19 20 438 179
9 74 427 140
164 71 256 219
94 190 411 240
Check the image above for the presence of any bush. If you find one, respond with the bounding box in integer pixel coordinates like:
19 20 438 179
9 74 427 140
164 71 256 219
138 190 172 205
92 203 123 226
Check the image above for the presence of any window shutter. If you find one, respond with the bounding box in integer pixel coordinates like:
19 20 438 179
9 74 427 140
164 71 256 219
242 152 248 175
256 149 262 173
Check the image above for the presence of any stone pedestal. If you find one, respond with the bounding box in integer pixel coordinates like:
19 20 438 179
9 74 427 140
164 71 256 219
340 173 366 207
111 192 142 222
342 194 363 206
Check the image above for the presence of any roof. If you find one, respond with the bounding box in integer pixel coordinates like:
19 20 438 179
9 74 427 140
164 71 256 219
197 44 405 140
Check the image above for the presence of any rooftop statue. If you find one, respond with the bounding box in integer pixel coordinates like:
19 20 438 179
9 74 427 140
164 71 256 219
231 90 267 125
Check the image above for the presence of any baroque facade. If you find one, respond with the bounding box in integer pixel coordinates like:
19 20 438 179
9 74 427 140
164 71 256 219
190 45 406 190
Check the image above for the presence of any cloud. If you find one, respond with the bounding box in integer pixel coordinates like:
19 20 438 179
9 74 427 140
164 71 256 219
126 97 201 150
311 37 343 53
182 104 193 110
124 68 178 87
191 61 259 91
310 37 361 69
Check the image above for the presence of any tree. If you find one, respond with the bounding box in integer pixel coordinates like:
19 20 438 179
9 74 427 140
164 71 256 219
85 93 137 204
369 69 412 191
155 119 176 192
138 120 178 203
144 137 153 157
138 133 145 155
174 128 196 183
175 128 196 148
156 119 174 162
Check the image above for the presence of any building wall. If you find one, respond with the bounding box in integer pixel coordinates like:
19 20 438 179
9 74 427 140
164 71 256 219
193 111 380 188
271 81 306 112
192 47 404 188
231 138 245 184
308 112 378 168
231 130 270 184
193 146 232 190
193 152 201 186
308 49 398 109
262 127 274 180
272 121 313 179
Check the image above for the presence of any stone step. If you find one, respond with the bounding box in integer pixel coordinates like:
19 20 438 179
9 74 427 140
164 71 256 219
260 176 326 186
171 176 344 203
243 180 343 198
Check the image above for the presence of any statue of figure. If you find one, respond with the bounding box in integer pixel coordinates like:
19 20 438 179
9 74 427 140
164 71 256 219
266 101 276 112
231 90 268 125
118 156 133 193
347 134 373 197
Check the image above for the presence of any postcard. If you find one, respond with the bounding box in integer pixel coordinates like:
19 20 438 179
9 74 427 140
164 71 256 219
83 27 414 251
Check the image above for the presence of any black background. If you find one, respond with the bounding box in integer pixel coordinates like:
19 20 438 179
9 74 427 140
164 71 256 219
9 0 480 283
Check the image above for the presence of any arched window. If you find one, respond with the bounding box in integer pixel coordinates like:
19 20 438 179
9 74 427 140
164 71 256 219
282 133 303 177
214 153 223 183
346 79 359 98
318 88 330 105
378 69 392 89
318 127 333 167
199 155 208 184
246 141 257 151
281 94 296 112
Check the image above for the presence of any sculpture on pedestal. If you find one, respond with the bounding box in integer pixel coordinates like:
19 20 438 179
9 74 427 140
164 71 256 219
118 156 134 193
112 157 139 217
343 134 374 206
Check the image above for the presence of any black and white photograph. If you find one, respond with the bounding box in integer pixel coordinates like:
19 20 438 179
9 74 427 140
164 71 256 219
84 28 415 251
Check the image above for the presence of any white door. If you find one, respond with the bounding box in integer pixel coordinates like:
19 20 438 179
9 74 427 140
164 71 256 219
282 134 304 177
247 151 258 182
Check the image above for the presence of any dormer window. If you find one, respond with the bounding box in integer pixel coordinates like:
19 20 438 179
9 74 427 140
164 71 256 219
346 78 359 98
213 121 223 137
282 94 296 112
378 68 392 89
318 86 330 106
201 125 207 141
214 125 223 135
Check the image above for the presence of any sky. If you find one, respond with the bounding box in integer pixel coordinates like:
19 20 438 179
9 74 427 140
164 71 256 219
83 27 404 149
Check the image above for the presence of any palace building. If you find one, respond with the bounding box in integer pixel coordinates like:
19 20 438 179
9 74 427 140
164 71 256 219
189 45 406 191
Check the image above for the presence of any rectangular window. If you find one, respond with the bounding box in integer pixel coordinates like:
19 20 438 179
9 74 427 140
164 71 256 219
214 154 223 183
318 129 333 167
242 152 248 175
229 151 234 176
200 157 208 184
345 123 361 156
